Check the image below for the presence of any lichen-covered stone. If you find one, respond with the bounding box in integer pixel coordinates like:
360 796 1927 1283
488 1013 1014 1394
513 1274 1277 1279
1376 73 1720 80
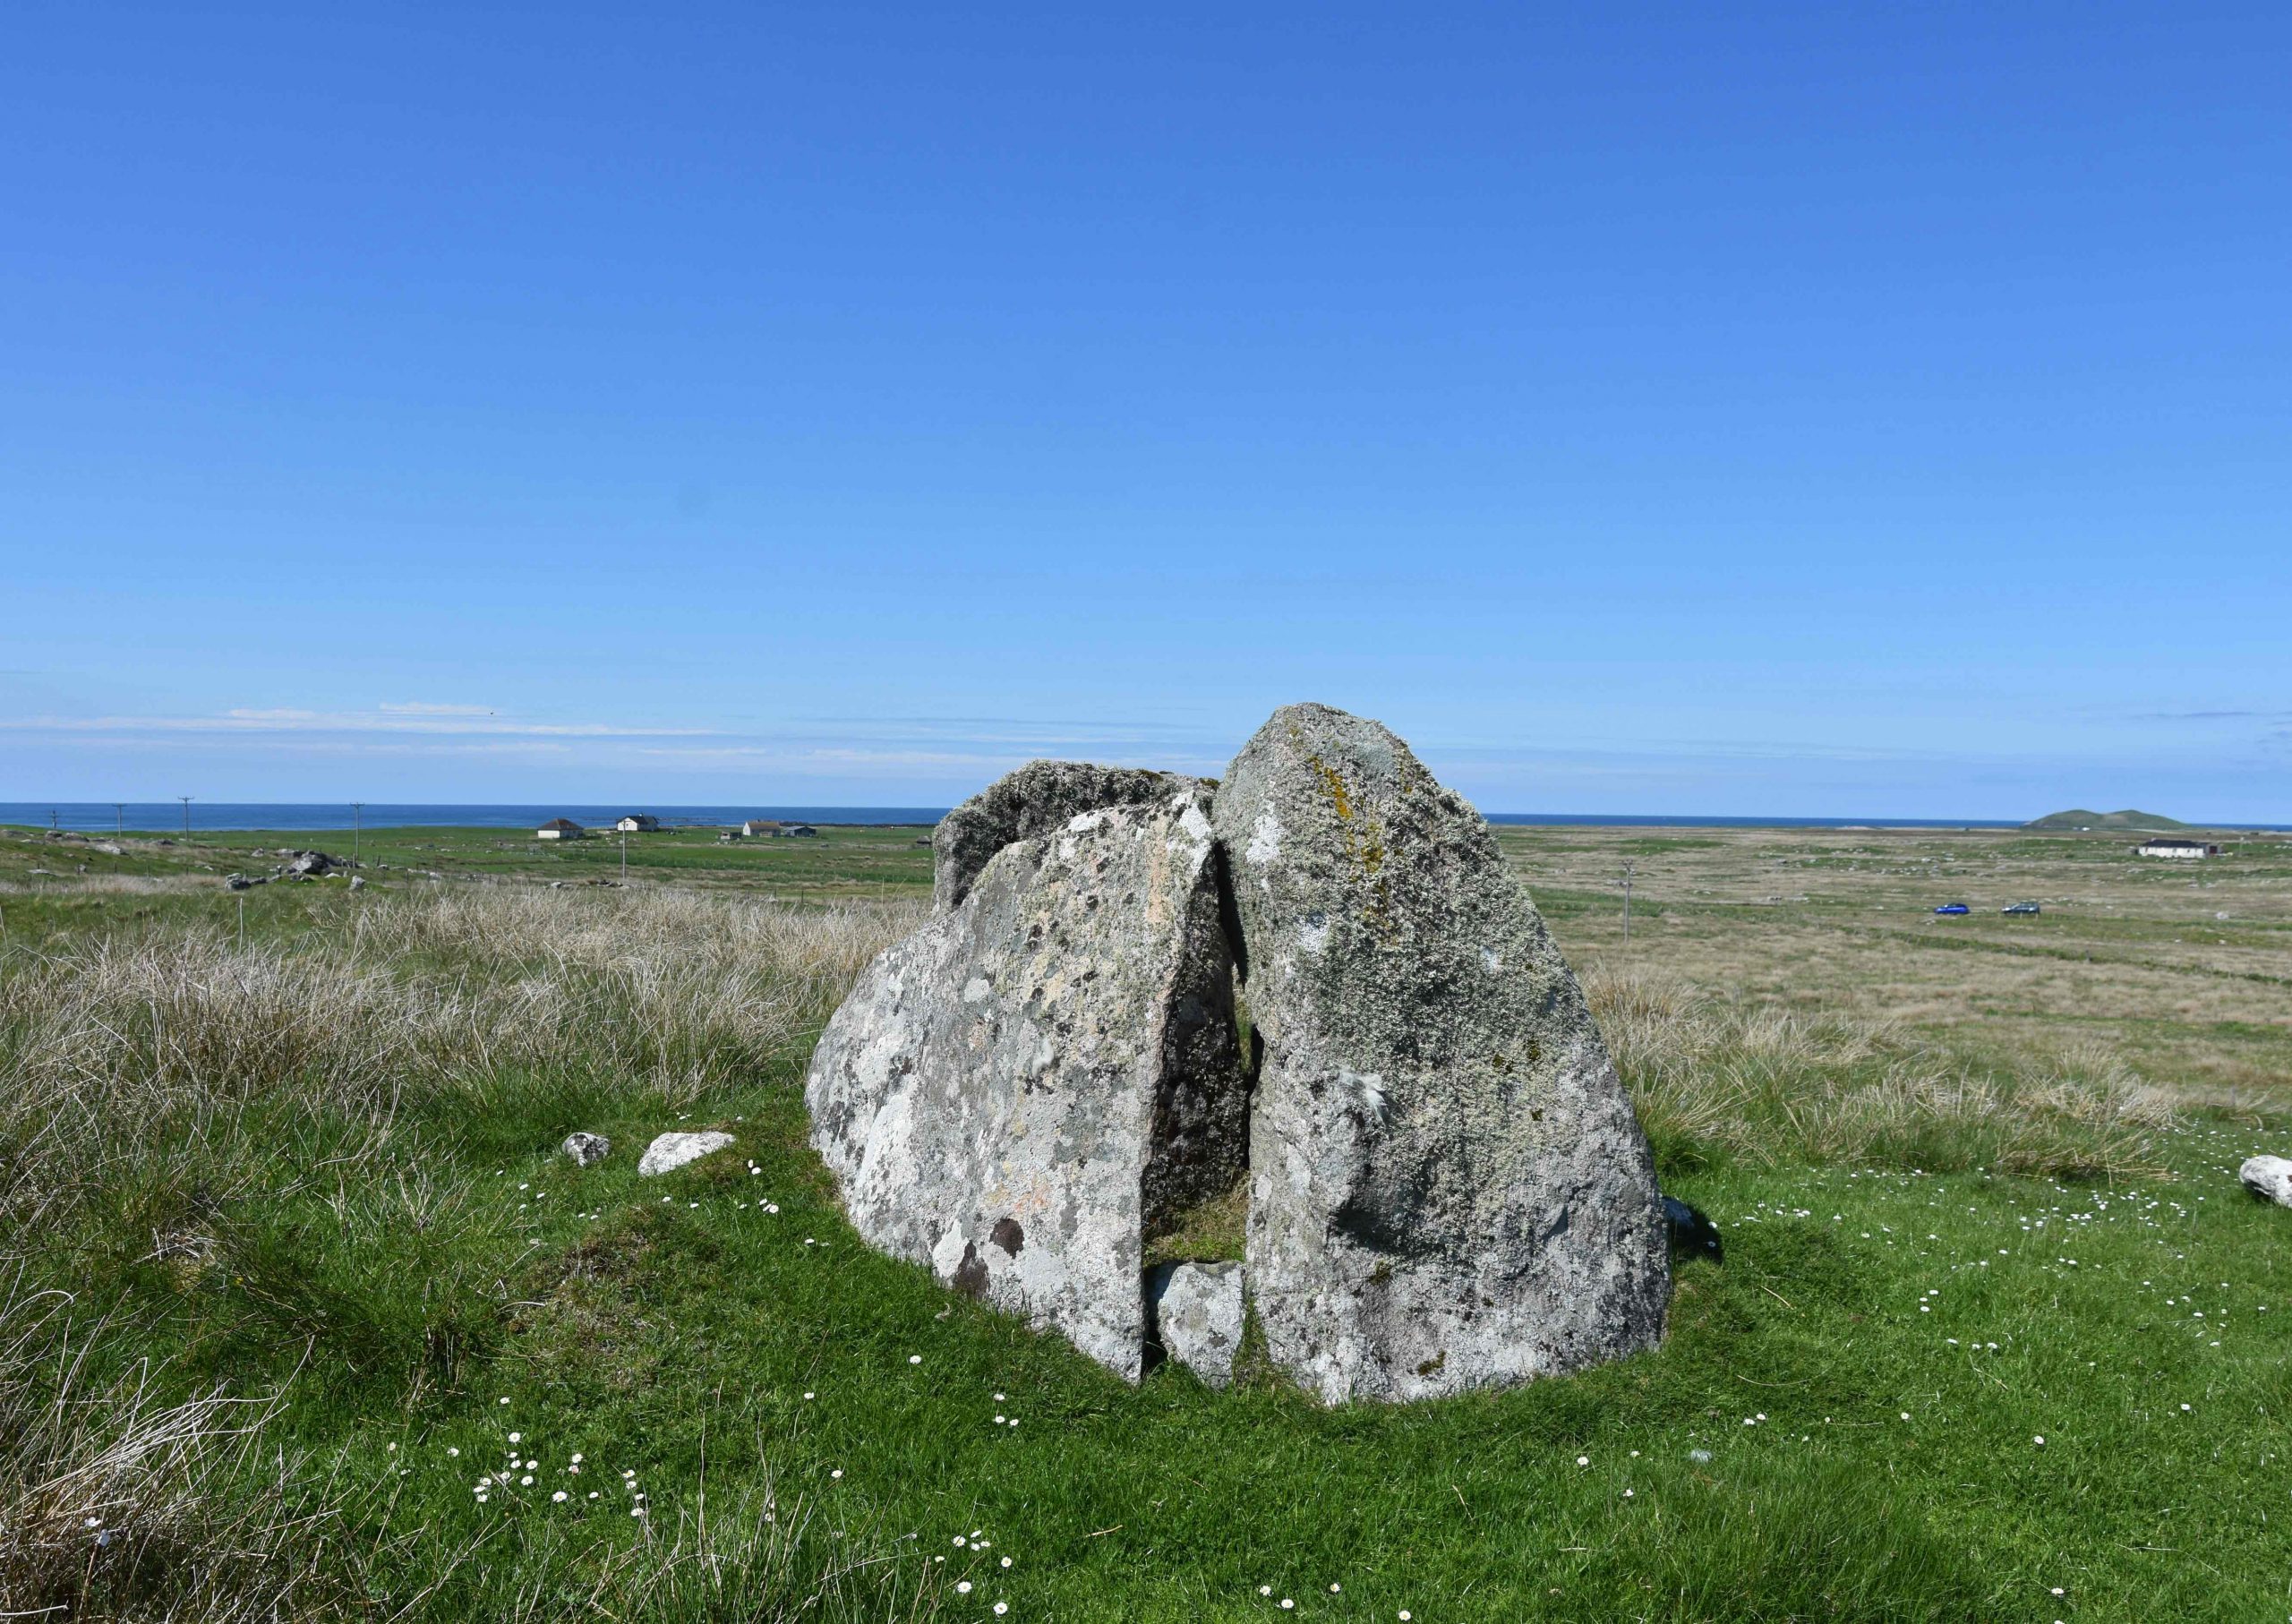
1148 1261 1244 1387
562 1131 611 1167
808 784 1244 1380
1212 703 1668 1403
932 760 1207 911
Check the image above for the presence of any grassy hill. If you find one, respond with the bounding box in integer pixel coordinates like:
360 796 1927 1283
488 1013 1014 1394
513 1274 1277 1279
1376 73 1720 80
2022 808 2190 831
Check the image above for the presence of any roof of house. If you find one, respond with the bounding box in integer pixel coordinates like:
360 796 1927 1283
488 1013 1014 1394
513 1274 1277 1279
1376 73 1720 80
2139 836 2214 848
540 817 584 831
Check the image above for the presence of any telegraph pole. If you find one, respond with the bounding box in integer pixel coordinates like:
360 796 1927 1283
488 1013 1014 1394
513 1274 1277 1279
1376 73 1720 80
113 803 125 834
178 796 193 838
620 825 629 884
47 809 58 832
1622 861 1633 943
351 802 364 869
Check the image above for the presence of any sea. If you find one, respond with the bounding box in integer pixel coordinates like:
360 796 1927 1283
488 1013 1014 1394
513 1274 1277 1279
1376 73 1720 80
12 802 2273 834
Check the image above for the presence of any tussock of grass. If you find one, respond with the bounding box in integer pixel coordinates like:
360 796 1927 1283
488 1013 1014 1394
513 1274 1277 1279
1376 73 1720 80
1587 969 2177 1181
0 1281 346 1621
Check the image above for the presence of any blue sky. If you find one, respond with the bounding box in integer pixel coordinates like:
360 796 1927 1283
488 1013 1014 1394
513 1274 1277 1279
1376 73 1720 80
4 3 2286 818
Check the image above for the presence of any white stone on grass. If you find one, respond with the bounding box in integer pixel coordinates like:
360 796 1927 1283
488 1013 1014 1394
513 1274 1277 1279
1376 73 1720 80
2238 1155 2292 1209
637 1131 735 1177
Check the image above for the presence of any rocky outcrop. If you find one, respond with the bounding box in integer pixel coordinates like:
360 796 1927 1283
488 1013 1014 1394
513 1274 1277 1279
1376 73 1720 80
1211 703 1669 1403
806 705 1670 1401
931 761 1207 911
809 783 1244 1380
562 1131 611 1167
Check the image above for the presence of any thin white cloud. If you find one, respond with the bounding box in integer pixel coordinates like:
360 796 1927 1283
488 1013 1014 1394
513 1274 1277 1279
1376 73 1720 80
379 702 498 716
0 711 716 739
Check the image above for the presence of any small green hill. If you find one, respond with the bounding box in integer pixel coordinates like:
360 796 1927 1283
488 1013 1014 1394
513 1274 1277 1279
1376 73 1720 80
2023 808 2191 832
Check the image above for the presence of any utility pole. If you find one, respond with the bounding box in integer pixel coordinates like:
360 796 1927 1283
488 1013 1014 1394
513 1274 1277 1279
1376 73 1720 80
351 802 364 869
178 796 193 838
1622 860 1633 943
620 825 629 885
47 809 58 832
113 803 125 834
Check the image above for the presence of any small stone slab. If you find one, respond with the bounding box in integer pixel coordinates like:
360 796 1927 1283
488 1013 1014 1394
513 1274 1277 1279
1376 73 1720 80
1212 703 1670 1402
931 760 1207 911
1149 1261 1244 1388
2240 1155 2292 1208
638 1131 734 1177
808 784 1243 1380
562 1131 611 1167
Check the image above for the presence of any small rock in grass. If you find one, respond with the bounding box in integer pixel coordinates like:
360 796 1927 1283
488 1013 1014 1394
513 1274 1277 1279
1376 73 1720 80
638 1131 734 1177
2238 1155 2292 1209
562 1131 611 1167
1148 1261 1244 1388
1663 1194 1724 1261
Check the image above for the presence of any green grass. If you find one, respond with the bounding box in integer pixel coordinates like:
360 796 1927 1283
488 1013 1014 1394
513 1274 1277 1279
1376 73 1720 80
5 841 2291 1620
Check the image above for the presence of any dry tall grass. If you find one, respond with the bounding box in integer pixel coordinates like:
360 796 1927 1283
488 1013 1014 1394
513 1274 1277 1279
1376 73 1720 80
0 887 919 1239
1586 967 2177 1178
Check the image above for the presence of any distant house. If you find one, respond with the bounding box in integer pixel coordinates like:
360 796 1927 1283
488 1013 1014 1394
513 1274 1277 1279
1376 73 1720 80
2136 837 2220 859
536 817 586 841
614 814 661 833
782 824 818 839
741 818 783 838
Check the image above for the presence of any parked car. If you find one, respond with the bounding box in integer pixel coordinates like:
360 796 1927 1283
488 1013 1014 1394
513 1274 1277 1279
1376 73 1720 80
1933 902 1971 916
2001 902 2041 916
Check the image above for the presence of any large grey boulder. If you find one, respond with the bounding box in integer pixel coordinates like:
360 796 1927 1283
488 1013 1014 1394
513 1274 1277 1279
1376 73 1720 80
931 760 1207 911
808 783 1244 1380
1212 703 1669 1403
2240 1155 2292 1208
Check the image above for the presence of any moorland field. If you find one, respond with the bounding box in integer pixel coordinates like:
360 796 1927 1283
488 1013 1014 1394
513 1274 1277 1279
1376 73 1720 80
2 817 2288 1621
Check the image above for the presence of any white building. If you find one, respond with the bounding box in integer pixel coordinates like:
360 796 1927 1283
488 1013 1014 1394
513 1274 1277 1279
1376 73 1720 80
536 817 586 841
614 814 660 833
741 818 783 838
2135 837 2220 859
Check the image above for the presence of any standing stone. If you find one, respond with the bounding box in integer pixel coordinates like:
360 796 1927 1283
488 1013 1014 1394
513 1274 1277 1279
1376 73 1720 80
808 784 1243 1380
1148 1261 1244 1388
1212 703 1668 1403
932 760 1207 911
2240 1155 2292 1208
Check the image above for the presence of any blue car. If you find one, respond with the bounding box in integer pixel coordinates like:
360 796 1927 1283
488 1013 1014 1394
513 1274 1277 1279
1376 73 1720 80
1934 902 1971 916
